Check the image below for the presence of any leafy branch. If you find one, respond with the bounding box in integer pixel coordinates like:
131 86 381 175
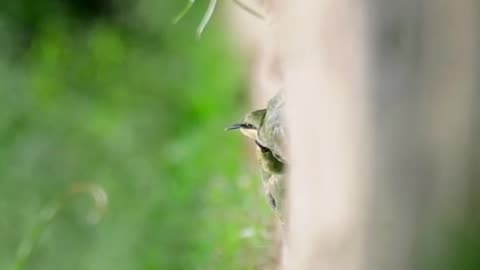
173 0 266 37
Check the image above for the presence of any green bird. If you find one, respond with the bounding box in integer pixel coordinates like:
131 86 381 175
226 92 287 221
257 91 287 163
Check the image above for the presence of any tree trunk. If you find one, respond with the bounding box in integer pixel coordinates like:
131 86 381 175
278 0 480 269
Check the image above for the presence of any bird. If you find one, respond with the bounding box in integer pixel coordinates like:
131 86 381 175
258 91 287 163
226 92 287 221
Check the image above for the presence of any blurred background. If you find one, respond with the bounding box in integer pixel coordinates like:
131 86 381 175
0 1 274 269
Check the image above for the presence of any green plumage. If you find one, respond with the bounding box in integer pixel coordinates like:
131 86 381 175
258 91 286 163
255 141 284 174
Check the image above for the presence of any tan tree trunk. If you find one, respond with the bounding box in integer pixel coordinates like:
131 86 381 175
276 0 480 270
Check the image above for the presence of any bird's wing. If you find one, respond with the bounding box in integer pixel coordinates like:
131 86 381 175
259 91 287 163
260 168 277 209
264 173 286 222
260 166 271 184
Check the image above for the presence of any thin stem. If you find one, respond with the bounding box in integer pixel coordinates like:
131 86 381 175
233 0 266 20
173 0 196 24
14 183 108 270
196 0 218 37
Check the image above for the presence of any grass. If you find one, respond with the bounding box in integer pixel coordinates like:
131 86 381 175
0 1 273 269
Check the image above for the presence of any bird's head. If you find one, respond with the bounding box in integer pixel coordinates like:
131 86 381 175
225 109 266 140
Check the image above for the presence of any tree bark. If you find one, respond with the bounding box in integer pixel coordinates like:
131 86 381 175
278 0 480 269
279 1 370 269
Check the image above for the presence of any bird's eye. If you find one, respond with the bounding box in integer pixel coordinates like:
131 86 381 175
243 123 254 129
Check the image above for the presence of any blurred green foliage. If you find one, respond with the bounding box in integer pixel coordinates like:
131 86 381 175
0 1 272 269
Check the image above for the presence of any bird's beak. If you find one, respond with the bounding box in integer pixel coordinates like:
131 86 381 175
225 123 243 131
